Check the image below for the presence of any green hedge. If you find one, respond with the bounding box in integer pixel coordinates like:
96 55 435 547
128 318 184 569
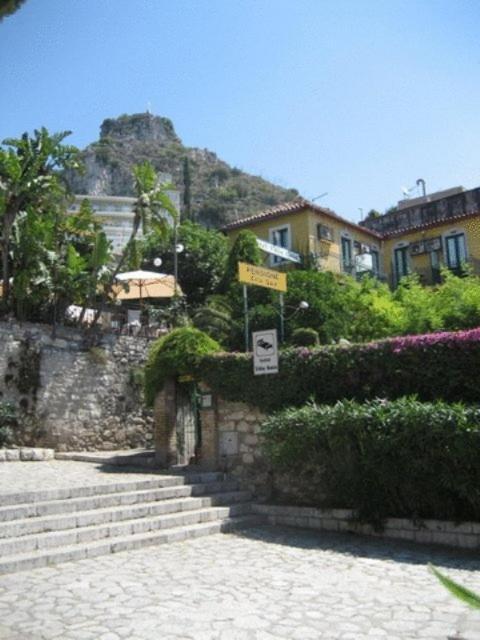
290 327 320 347
144 327 220 405
200 328 480 411
261 398 480 527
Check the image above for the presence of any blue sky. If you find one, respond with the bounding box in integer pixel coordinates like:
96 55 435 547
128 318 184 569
1 0 480 221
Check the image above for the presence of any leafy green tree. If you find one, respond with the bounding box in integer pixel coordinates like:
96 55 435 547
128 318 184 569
0 0 26 21
0 128 80 309
8 196 112 324
60 199 112 322
221 229 262 289
393 274 442 334
365 209 381 220
140 221 228 307
220 230 278 349
282 272 405 344
433 268 480 330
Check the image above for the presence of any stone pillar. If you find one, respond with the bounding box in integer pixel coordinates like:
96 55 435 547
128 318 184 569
197 383 217 469
153 379 177 467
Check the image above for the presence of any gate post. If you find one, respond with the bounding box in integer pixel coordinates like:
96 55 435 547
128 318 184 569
154 378 177 466
197 383 217 469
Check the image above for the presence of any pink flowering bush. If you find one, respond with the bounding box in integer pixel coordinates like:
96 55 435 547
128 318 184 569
200 327 480 411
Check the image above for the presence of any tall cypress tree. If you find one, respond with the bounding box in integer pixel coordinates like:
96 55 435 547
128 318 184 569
183 156 192 221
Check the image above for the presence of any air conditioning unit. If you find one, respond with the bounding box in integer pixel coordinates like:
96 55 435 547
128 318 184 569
424 237 442 252
410 241 426 256
317 224 333 242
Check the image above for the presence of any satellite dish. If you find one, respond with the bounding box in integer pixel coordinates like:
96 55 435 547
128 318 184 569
401 186 411 197
176 243 185 254
153 257 162 267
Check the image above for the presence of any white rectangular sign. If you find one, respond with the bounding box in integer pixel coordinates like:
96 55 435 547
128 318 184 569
256 238 302 264
355 252 373 272
253 329 279 375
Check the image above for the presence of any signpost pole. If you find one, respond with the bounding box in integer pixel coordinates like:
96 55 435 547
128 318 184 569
279 293 285 343
243 284 249 352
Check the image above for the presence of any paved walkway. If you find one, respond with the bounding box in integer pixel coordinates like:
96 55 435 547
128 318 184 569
0 460 169 496
0 524 478 640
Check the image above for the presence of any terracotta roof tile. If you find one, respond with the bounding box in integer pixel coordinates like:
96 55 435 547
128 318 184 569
383 210 480 238
222 198 383 239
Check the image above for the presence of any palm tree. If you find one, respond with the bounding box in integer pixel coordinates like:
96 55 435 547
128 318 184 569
114 161 177 276
91 161 178 327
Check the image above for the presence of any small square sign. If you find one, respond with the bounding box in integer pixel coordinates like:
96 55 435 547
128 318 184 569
253 329 279 375
200 393 213 409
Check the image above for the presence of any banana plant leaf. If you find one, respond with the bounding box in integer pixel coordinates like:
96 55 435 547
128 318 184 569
430 564 480 609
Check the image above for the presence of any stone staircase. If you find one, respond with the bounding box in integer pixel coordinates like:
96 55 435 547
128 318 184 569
0 472 255 574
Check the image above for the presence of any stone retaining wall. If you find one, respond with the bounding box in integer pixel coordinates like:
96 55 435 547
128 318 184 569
0 321 153 451
199 396 271 498
253 504 480 550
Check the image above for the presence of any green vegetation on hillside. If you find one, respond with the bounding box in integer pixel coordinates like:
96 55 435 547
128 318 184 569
67 113 298 228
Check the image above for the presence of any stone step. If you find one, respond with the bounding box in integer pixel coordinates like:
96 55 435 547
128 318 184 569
0 504 253 556
0 515 261 575
0 490 251 538
55 449 156 467
0 479 239 522
0 471 227 508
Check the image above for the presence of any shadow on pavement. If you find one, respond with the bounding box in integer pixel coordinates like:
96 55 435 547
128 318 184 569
228 523 480 573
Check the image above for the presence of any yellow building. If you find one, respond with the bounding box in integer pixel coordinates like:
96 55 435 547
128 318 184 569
362 185 480 286
223 199 383 277
223 187 480 287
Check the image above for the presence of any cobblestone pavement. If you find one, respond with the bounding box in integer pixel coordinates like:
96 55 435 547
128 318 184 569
0 461 167 495
0 525 478 640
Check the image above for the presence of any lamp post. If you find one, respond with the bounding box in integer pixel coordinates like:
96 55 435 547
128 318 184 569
279 299 309 343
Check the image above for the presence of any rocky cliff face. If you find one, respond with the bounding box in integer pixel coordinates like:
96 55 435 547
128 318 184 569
67 113 298 227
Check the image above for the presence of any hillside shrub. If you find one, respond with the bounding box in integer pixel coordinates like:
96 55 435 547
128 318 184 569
144 328 220 405
200 327 480 411
261 397 480 527
290 327 319 347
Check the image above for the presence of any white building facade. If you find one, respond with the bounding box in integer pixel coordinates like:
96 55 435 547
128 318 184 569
69 188 180 254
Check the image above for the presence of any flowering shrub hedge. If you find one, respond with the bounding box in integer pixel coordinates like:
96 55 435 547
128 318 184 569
200 328 480 411
260 397 480 526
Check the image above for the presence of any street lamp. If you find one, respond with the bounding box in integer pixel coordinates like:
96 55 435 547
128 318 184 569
173 242 184 298
279 299 309 343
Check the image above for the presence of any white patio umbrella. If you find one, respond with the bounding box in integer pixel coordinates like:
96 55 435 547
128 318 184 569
112 270 181 306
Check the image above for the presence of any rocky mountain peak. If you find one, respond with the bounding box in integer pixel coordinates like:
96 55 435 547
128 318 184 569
67 113 299 227
100 113 180 145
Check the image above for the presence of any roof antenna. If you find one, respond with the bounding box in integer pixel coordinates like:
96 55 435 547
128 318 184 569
416 178 426 197
312 192 328 202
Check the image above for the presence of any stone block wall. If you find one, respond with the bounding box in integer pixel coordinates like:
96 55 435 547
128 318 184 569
0 321 153 451
198 394 271 498
253 504 480 551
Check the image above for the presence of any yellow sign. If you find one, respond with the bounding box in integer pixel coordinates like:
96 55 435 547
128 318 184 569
238 262 287 292
178 374 195 383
